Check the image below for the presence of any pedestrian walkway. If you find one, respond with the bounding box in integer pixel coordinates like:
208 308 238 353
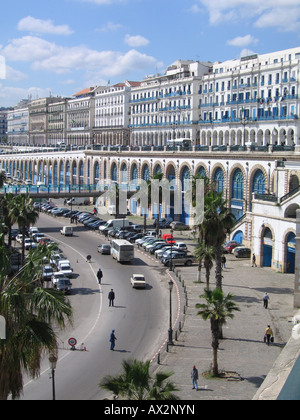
151 250 297 400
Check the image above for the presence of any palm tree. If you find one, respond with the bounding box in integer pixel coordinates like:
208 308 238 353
1 193 15 249
195 288 240 377
9 194 39 264
200 191 235 291
99 359 180 400
0 237 73 400
194 241 214 289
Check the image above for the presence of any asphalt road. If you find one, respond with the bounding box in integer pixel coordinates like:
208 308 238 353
20 212 173 400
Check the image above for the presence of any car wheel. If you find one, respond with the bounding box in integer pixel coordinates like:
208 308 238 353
185 260 192 266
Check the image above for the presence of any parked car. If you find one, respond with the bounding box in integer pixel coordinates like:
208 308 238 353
170 221 189 230
32 233 46 243
56 278 72 294
52 272 68 287
98 244 111 255
148 241 166 254
224 241 240 253
130 274 146 289
42 265 54 281
155 246 172 258
233 247 251 258
173 242 188 252
161 252 195 267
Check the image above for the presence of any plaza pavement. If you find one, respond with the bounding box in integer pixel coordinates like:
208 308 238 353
148 233 299 401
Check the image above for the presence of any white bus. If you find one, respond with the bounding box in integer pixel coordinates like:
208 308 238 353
111 239 134 263
166 138 192 150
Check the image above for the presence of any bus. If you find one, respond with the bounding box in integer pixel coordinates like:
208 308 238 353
166 138 193 150
111 239 134 263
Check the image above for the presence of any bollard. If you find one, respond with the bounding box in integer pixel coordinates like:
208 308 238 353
179 321 181 332
157 352 160 364
178 274 181 282
175 330 178 341
166 342 169 352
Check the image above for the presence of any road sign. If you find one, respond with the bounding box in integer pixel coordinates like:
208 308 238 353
68 337 77 348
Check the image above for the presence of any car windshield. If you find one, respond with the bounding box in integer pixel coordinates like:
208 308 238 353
58 280 71 286
133 276 145 281
102 245 110 249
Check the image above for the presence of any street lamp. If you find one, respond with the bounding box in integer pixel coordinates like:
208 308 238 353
168 280 174 345
49 353 58 400
169 228 174 271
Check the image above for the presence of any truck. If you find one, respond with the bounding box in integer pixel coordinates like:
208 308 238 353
60 226 73 236
99 218 132 233
67 197 89 206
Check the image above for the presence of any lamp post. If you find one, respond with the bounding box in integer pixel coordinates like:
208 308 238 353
168 279 174 345
49 353 58 400
169 228 174 271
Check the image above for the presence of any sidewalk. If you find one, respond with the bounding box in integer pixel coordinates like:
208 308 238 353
150 237 297 400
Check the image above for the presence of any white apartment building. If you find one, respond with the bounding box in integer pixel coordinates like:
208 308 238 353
94 81 140 146
66 87 96 146
129 60 212 146
6 100 30 145
198 47 300 149
48 98 69 146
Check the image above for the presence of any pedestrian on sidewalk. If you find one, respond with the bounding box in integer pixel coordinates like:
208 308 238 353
191 365 199 390
264 325 274 346
108 289 115 306
252 253 257 267
221 255 226 269
263 292 270 309
109 329 117 350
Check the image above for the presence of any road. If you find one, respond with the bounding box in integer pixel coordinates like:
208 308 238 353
21 212 174 400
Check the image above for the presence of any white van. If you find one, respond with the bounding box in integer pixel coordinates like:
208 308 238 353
60 226 73 236
99 219 131 233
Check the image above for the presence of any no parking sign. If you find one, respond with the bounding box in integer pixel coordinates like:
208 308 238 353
68 337 77 349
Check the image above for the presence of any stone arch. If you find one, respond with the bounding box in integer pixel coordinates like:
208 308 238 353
211 163 226 195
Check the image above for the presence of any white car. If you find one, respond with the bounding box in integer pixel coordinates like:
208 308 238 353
58 262 73 278
24 238 36 250
32 233 46 243
130 274 146 289
52 272 69 287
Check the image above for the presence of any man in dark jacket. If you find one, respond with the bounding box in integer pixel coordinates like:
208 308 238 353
110 330 116 350
97 268 103 284
108 289 115 306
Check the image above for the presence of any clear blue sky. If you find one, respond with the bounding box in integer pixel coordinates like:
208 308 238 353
1 0 300 107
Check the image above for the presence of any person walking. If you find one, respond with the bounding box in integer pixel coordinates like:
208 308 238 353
109 329 117 350
191 365 199 390
97 268 103 284
252 253 257 267
263 292 270 309
221 255 226 269
264 325 274 346
108 289 115 306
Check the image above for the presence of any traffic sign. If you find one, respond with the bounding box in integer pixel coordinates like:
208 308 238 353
68 337 77 348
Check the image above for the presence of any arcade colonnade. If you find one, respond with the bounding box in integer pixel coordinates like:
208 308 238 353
1 150 299 273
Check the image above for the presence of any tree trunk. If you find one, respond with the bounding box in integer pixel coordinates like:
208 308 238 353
211 319 219 376
197 259 202 283
215 245 223 291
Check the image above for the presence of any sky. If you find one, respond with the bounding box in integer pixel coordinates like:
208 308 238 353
1 0 300 107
